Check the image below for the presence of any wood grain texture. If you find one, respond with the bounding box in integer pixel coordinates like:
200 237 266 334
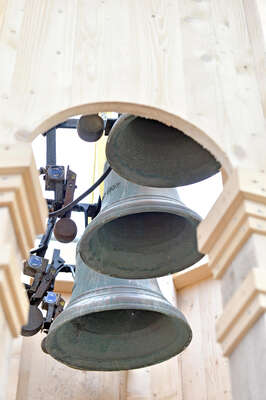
178 278 232 400
221 233 266 305
173 261 211 290
221 293 266 356
0 143 47 235
217 269 266 341
7 337 23 400
0 306 13 400
2 0 266 173
0 207 29 400
229 313 266 400
242 0 266 118
198 168 266 254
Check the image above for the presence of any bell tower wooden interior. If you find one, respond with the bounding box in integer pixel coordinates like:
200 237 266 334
0 1 265 399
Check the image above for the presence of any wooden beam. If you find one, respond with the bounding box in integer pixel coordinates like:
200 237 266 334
217 268 266 339
173 261 211 290
198 168 266 254
197 168 266 278
0 143 47 235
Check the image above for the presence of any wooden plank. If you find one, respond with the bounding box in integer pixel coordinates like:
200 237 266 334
53 279 73 295
0 0 237 175
220 233 266 305
198 168 266 254
210 0 266 168
0 306 13 400
7 337 23 400
216 268 266 341
0 270 20 336
127 367 151 400
221 293 266 356
0 244 28 325
242 0 266 117
229 313 266 400
0 191 30 258
212 216 266 278
0 174 36 248
0 143 47 234
178 283 208 399
0 0 26 146
216 268 266 358
178 0 223 140
149 357 179 400
178 278 232 399
173 261 211 290
208 199 266 268
16 331 128 400
198 279 232 399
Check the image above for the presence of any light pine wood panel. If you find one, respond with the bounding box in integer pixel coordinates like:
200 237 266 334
0 306 13 400
1 0 266 172
0 207 28 400
127 357 181 400
229 313 266 400
16 334 127 400
242 0 266 117
209 0 266 169
178 278 232 400
7 337 23 400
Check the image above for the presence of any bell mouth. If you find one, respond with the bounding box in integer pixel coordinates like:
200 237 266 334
73 309 161 334
79 210 203 279
44 297 192 371
106 115 220 188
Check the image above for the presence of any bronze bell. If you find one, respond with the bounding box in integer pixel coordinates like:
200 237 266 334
42 254 192 371
106 114 221 187
78 168 204 279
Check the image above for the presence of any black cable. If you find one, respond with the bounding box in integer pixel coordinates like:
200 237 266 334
48 166 111 218
30 217 57 256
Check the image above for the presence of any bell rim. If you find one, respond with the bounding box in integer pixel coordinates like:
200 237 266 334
78 195 204 278
44 286 192 371
106 113 221 188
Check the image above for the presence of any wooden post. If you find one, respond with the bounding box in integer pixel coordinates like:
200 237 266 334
0 143 47 400
198 168 266 399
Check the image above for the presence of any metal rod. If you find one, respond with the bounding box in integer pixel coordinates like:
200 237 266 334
56 119 78 129
46 128 56 166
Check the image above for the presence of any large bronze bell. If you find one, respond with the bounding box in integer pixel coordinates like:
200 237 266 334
106 114 221 188
42 255 192 371
78 168 204 279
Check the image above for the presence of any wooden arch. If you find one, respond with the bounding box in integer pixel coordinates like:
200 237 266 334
15 101 232 175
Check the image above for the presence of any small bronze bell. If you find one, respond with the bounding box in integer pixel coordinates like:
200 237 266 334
42 255 192 371
106 114 220 187
78 168 203 279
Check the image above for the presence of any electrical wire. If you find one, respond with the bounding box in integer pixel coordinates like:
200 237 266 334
48 166 112 218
